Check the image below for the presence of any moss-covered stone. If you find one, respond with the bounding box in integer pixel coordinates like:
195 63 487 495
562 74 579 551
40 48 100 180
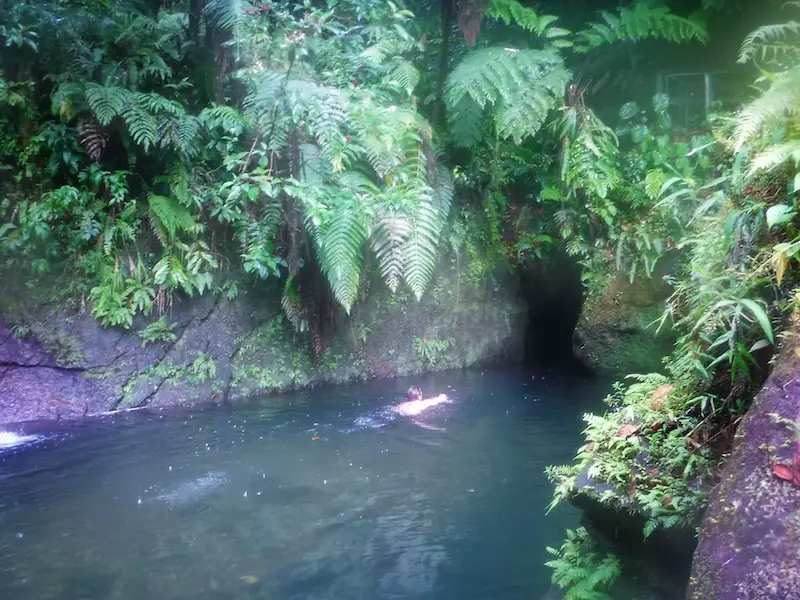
573 272 675 376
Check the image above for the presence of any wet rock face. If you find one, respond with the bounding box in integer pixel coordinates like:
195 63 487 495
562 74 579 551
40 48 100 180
0 264 528 426
689 320 800 600
573 271 675 376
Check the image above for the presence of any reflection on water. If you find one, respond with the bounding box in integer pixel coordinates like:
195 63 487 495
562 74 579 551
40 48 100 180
0 369 607 600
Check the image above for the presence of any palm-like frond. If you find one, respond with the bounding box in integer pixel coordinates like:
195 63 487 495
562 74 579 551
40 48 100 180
738 22 800 65
445 47 569 145
733 66 800 152
748 141 800 176
574 5 708 53
370 211 411 293
487 0 565 38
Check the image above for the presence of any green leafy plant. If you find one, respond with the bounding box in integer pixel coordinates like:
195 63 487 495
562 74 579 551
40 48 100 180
413 337 451 367
545 527 621 600
139 316 177 347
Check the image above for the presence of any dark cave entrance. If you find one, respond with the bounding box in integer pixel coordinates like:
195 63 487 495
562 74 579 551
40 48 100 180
519 253 589 374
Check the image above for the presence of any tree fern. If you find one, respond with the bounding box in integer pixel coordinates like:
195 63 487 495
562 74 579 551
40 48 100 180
85 83 132 126
574 5 708 53
445 47 569 144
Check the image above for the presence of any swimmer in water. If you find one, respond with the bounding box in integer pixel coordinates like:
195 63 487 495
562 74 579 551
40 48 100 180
392 385 449 417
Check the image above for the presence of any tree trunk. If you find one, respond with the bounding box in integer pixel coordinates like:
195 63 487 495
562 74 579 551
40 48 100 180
434 0 453 126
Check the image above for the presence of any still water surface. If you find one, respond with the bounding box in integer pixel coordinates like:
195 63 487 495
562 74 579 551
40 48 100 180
0 369 607 600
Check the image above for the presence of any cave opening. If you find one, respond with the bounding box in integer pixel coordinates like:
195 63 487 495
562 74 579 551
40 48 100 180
519 252 590 374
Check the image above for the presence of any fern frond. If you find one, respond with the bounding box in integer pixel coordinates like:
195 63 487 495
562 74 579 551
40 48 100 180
199 104 249 134
122 105 158 151
445 47 568 143
361 39 395 66
370 211 410 293
748 141 800 176
739 22 800 65
78 117 108 162
487 0 564 37
389 59 420 96
733 67 800 151
281 275 308 333
148 194 201 245
85 83 132 126
448 96 486 148
305 198 370 313
135 92 185 116
575 5 708 53
403 196 445 301
204 0 247 31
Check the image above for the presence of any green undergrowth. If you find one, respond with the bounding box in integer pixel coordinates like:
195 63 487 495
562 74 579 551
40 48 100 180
545 6 800 597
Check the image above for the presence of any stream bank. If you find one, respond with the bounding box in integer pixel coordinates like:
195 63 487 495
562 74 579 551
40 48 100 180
0 261 530 426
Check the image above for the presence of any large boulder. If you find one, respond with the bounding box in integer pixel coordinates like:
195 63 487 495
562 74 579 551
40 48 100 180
0 262 527 426
689 316 800 600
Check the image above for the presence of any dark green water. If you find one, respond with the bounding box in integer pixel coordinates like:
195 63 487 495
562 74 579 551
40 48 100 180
0 369 607 600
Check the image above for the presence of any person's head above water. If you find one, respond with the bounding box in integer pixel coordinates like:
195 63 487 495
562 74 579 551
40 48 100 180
407 385 423 401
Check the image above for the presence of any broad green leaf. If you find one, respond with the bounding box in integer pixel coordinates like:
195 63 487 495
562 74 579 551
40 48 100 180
738 298 773 343
766 203 796 228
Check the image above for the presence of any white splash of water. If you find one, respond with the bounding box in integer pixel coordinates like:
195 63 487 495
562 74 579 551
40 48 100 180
0 431 41 449
152 471 229 507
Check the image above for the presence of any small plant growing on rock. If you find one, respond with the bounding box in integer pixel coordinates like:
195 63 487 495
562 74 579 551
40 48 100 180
139 316 177 346
545 527 621 600
413 337 450 367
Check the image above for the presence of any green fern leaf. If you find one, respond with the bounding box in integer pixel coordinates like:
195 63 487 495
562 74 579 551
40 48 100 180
389 59 420 95
733 67 800 151
445 47 569 143
86 83 132 126
122 105 158 151
738 21 800 65
148 193 201 245
306 199 370 313
370 211 411 293
487 0 564 37
575 5 708 53
403 196 445 301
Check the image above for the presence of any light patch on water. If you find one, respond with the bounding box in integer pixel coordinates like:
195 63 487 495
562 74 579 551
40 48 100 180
0 431 41 449
150 471 229 507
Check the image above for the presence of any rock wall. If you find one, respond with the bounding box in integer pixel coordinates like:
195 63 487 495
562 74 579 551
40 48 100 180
573 269 675 376
0 263 527 426
689 316 800 600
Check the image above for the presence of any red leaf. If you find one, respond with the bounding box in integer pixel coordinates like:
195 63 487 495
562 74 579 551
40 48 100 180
662 495 672 509
617 423 642 438
772 463 795 481
651 422 663 433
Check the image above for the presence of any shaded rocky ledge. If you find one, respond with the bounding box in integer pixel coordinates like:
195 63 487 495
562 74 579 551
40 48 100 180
689 316 800 600
0 263 528 426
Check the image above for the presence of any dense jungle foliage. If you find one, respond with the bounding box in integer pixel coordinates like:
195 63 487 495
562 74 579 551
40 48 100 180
1 0 799 596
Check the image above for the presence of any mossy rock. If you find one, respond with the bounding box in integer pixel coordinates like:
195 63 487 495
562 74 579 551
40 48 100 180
574 273 674 376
